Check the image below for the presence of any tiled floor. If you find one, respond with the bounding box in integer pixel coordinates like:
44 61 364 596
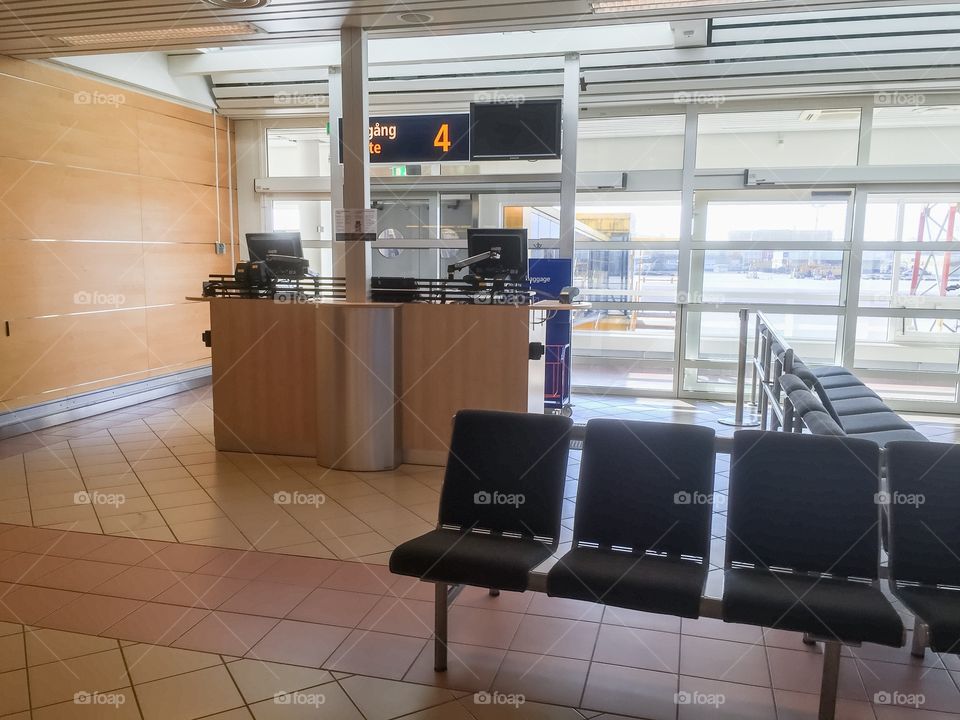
0 386 958 719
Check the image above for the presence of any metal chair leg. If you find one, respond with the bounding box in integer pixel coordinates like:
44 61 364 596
803 633 817 646
434 582 448 671
489 588 500 597
818 641 841 720
911 617 928 658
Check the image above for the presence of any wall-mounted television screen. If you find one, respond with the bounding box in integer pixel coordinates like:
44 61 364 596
469 99 562 160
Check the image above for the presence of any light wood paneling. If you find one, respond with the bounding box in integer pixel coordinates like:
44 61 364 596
399 304 533 464
0 311 149 402
0 55 237 412
210 299 317 457
138 110 222 186
145 303 211 368
143 243 231 306
0 239 145 318
0 158 142 241
140 176 220 244
0 75 140 174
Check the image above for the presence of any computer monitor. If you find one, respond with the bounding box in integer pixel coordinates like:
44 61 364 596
245 232 303 262
466 228 528 280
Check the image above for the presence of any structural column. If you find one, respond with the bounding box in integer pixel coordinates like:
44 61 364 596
340 25 372 302
558 53 579 259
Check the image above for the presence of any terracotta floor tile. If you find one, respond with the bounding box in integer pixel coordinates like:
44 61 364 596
249 680 362 720
135 664 244 720
453 585 534 614
31 687 141 720
84 536 166 564
491 650 589 707
767 646 867 700
0 585 82 624
581 662 678 719
254 555 339 587
219 580 312 618
36 593 143 635
195 549 278 580
325 628 427 679
447 606 524 649
152 573 249 609
33 559 128 592
509 614 600 661
173 611 278 656
140 543 227 572
286 587 381 627
247 619 350 667
678 675 777 720
857 660 960 714
774 690 877 720
0 552 73 584
357 596 435 638
592 623 680 673
526 592 604 622
404 640 506 692
680 635 771 688
103 602 209 645
602 605 682 633
319 561 395 594
91 565 183 601
40 531 113 559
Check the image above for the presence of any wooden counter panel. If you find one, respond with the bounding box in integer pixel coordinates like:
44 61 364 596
399 304 532 464
210 299 317 457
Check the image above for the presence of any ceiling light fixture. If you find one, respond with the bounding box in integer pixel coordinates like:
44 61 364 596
58 22 258 46
592 0 768 13
202 0 270 7
399 12 433 24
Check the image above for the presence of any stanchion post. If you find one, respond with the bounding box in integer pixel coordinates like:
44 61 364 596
720 308 760 428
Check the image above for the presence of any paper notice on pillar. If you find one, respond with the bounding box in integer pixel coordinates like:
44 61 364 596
335 209 378 241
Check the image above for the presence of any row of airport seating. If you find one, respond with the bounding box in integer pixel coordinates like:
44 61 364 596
389 410 960 720
780 360 928 445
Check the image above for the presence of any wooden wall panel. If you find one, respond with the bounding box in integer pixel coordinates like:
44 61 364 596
0 159 142 241
0 55 236 412
0 312 149 401
143 244 231 306
0 75 140 174
138 110 220 186
0 239 145 318
145 303 211 369
140 176 220 244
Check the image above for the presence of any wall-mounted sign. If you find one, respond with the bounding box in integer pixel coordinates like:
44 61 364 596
335 208 378 242
338 114 470 164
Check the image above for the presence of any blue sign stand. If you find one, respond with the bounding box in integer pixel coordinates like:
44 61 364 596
528 258 573 414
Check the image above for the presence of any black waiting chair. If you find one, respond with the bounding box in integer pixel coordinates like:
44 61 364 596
389 409 573 670
723 431 904 720
886 441 960 657
547 420 715 619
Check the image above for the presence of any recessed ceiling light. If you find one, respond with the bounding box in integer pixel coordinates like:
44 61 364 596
58 22 258 46
592 0 768 12
202 0 271 7
399 12 433 24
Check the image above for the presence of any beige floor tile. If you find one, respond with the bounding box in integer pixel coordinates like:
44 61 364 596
160 503 226 525
122 643 222 684
45 519 105 534
227 658 334 703
33 504 99 527
0 632 24 672
400 700 476 720
254 525 316 551
29 648 129 707
95 495 158 518
0 668 30 715
0 621 22 637
25 628 118 666
100 511 167 534
270 541 336 559
326 532 393 560
152 490 213 510
170 517 242 542
249 681 363 720
135 664 244 720
340 675 458 720
339 493 402 515
32 686 141 720
302 514 372 540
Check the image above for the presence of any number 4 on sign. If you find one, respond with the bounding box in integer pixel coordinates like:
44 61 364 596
433 123 451 153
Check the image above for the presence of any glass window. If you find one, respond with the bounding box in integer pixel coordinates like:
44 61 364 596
268 199 332 276
267 127 331 177
860 251 960 308
871 105 960 165
697 249 845 305
863 196 960 242
577 115 685 171
699 199 849 243
697 109 861 168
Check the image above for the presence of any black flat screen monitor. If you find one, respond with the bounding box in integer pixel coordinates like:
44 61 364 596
469 100 562 160
245 232 303 262
467 228 528 280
